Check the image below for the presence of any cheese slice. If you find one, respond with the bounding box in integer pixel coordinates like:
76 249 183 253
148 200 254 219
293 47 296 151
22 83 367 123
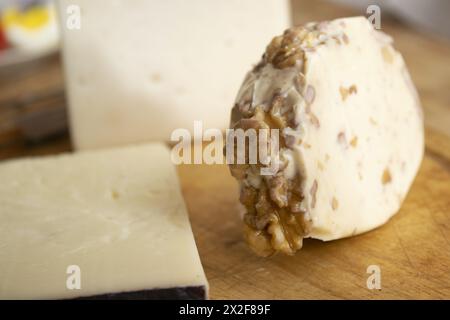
0 144 208 299
58 0 291 149
229 17 424 256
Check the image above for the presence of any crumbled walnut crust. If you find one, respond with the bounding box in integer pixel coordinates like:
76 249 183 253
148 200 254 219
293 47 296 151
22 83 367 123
231 93 310 256
260 22 348 71
229 21 350 256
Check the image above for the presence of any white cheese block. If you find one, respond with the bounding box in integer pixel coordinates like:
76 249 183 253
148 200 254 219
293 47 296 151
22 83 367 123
0 144 208 299
230 17 424 255
58 0 291 150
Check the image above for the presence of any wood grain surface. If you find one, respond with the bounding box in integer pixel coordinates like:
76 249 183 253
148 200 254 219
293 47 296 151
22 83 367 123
0 0 449 299
179 127 450 299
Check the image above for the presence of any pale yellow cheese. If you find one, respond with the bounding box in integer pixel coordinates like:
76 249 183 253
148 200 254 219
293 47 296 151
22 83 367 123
233 17 424 249
0 144 208 299
58 0 291 149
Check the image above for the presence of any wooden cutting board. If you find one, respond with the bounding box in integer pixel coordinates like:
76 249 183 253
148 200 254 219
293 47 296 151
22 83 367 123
178 127 450 299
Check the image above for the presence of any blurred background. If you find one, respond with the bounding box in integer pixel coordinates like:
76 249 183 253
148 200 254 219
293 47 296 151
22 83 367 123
0 0 449 160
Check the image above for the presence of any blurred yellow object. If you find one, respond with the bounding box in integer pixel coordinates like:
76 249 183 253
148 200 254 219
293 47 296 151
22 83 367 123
0 2 59 54
2 6 51 31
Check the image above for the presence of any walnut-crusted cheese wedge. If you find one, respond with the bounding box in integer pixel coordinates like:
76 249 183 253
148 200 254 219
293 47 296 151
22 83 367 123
229 17 424 256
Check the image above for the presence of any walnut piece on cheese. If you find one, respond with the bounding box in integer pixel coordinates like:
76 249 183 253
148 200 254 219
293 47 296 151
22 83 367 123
229 17 424 256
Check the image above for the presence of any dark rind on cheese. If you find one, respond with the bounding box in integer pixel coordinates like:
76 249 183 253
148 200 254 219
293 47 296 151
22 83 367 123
72 286 207 300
